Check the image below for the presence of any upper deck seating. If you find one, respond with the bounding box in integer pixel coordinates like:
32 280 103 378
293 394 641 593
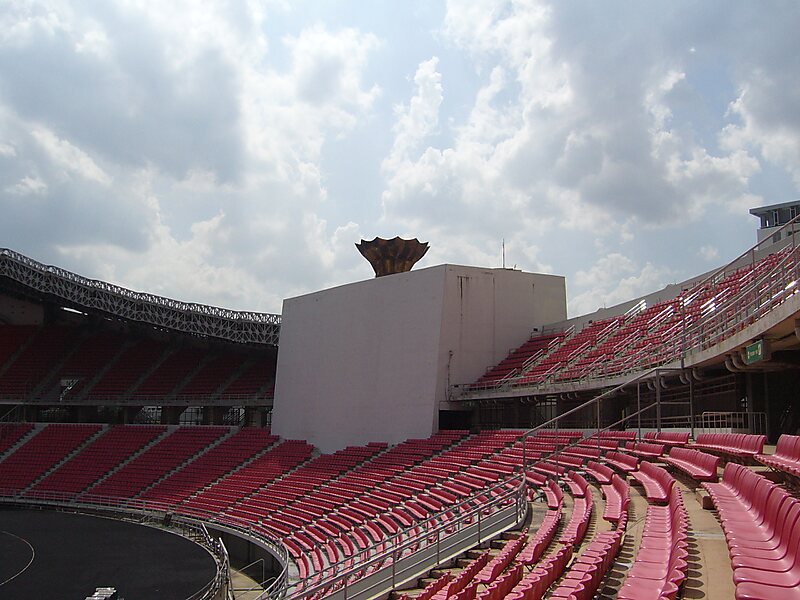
41 330 128 398
86 339 166 398
132 346 207 398
0 325 36 370
0 423 35 457
472 333 563 387
0 326 75 397
220 355 276 399
179 352 245 397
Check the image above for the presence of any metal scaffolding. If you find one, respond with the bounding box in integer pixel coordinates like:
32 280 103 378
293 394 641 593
0 248 281 346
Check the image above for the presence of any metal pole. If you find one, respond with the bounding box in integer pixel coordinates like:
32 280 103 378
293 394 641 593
391 548 396 588
637 381 641 439
689 372 695 440
656 369 662 432
596 395 601 434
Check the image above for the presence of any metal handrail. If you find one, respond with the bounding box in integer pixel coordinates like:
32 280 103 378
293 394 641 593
454 224 800 399
288 473 527 600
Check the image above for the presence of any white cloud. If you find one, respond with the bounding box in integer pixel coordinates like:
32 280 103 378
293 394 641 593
383 57 443 172
5 175 47 195
699 245 719 262
0 1 798 320
569 253 672 316
722 75 800 186
31 127 110 184
0 141 16 157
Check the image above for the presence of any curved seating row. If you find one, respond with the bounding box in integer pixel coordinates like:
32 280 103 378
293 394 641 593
702 463 800 599
623 441 665 459
643 431 690 446
601 474 630 523
756 434 800 478
475 531 528 583
604 451 639 474
691 433 766 460
543 479 564 510
584 460 613 485
631 461 675 504
505 544 573 600
476 563 523 600
662 447 720 482
617 486 688 600
559 481 593 546
550 525 625 599
518 507 561 565
427 553 489 600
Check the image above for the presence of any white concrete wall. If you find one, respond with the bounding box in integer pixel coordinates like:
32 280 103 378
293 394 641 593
436 267 566 404
271 265 566 452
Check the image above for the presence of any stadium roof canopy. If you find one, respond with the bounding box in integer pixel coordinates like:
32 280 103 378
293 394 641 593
0 248 280 346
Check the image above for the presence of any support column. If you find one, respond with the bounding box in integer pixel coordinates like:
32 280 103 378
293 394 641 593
161 406 186 425
122 406 142 424
203 406 226 425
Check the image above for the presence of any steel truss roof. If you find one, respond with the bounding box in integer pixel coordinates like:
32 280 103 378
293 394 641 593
0 248 280 346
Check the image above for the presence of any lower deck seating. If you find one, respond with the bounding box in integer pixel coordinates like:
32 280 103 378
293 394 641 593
0 424 102 492
662 446 720 482
617 486 688 600
601 474 630 523
756 434 800 478
643 431 690 446
631 461 675 504
703 463 800 599
691 433 766 461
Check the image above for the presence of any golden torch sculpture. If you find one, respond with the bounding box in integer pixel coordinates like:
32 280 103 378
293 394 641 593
356 237 430 277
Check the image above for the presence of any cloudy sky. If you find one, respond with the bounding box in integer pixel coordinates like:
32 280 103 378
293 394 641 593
1 1 798 317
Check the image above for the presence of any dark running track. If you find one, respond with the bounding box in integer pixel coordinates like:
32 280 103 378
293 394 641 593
0 508 217 600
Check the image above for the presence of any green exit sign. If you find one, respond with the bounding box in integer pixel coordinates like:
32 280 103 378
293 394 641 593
745 339 765 364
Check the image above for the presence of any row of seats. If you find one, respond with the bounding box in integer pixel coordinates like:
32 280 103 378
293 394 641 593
691 433 766 460
757 434 800 478
0 424 102 491
617 486 688 600
550 523 625 599
472 247 794 388
0 325 276 401
703 463 800 599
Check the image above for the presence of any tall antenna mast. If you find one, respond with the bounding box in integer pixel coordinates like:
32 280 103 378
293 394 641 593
502 238 505 269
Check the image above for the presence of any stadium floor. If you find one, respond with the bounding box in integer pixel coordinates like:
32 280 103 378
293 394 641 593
0 508 217 599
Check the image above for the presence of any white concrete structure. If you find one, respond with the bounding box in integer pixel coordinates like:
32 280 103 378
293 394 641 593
272 264 566 452
750 200 800 248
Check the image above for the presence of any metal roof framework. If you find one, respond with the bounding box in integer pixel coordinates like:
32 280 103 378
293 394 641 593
0 248 281 346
